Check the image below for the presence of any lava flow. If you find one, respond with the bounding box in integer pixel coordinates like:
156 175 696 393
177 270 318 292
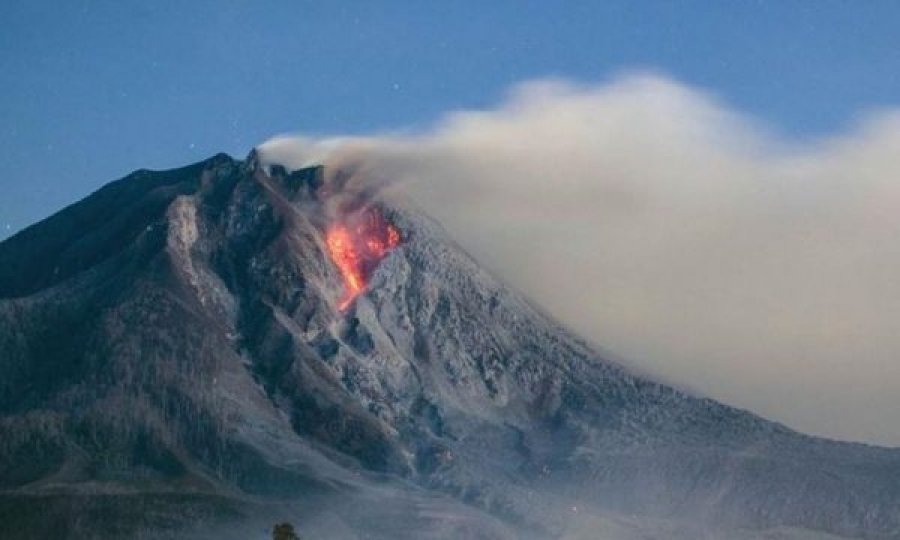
325 208 401 311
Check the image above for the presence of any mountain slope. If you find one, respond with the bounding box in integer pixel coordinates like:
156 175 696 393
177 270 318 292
0 153 898 539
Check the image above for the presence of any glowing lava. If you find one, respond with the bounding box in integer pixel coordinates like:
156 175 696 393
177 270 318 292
325 209 401 311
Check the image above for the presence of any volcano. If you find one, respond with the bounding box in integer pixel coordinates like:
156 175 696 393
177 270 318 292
1 152 899 540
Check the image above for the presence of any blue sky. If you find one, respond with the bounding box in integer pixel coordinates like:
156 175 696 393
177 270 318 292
1 1 899 238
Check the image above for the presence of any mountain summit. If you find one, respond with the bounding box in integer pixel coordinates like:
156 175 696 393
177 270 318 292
1 153 898 539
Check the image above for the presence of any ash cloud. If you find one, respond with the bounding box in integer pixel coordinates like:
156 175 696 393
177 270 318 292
258 73 900 447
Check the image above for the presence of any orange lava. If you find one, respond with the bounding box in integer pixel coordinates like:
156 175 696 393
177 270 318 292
325 209 401 311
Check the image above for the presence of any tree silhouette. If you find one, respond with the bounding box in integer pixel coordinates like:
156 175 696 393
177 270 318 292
272 522 300 540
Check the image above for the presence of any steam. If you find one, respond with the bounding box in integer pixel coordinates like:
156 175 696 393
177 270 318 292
257 72 900 447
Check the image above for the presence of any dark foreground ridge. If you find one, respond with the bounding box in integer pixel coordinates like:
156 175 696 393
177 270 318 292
1 154 898 539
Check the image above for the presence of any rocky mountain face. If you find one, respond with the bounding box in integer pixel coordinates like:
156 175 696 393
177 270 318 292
1 153 898 540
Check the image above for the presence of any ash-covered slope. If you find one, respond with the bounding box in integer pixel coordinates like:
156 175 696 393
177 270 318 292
1 153 898 539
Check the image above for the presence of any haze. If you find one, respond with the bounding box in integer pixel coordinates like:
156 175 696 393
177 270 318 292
260 73 900 447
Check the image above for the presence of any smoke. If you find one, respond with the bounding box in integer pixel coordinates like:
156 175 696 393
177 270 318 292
257 72 900 447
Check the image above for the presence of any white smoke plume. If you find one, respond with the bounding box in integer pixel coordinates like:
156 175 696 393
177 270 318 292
258 72 900 447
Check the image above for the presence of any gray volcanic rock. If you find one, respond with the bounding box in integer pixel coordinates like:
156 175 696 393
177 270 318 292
1 153 898 539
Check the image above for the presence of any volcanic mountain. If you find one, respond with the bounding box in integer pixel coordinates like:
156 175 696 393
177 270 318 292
1 153 898 539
